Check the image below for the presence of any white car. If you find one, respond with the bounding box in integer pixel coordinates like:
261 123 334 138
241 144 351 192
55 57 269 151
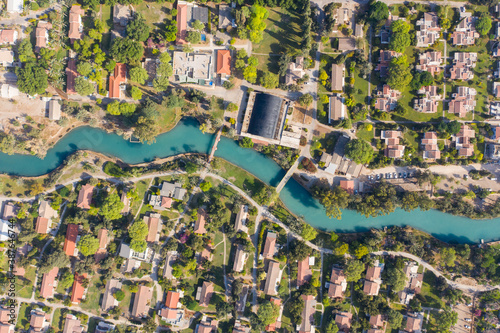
465 325 471 329
465 318 472 322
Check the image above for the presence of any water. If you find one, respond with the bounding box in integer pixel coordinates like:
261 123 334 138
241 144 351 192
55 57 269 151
1 118 499 243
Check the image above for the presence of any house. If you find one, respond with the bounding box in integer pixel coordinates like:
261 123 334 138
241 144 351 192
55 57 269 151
331 64 344 92
101 279 122 312
449 52 477 80
298 295 316 333
328 95 346 123
335 312 352 332
494 82 500 98
121 258 140 274
6 0 23 12
196 281 213 307
232 245 247 273
48 100 61 121
380 130 405 159
35 217 49 234
216 50 231 77
328 267 347 298
219 4 234 30
113 4 131 27
68 5 85 42
375 50 401 77
108 63 127 99
414 86 441 113
369 314 385 330
375 85 401 112
234 205 248 234
132 285 152 319
415 51 442 76
173 51 214 84
285 56 305 85
339 180 354 195
40 267 59 299
262 232 277 259
63 314 85 332
64 224 79 257
338 37 356 51
76 184 94 209
66 58 78 95
70 273 87 304
451 16 479 46
163 252 179 279
95 228 109 262
194 208 207 234
160 181 186 200
264 260 281 295
233 321 251 333
265 297 282 331
0 50 14 68
144 213 161 243
0 84 18 99
491 101 500 117
297 256 312 288
36 200 56 233
455 124 475 157
35 21 52 52
159 290 184 325
354 23 363 38
119 243 149 261
421 132 441 160
364 265 382 296
235 285 249 313
0 30 18 45
1 203 17 220
0 220 9 242
416 12 440 47
29 309 49 332
448 86 476 117
120 192 130 215
0 307 14 333
397 262 423 305
404 312 424 333
176 1 190 44
196 317 218 333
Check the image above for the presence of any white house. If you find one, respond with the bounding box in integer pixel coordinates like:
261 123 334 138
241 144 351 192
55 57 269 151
6 0 23 13
0 220 11 241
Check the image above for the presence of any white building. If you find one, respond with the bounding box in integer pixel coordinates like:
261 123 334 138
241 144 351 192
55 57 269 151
6 0 23 13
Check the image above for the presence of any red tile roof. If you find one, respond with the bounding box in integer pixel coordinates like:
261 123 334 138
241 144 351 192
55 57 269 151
109 63 127 99
64 224 79 256
176 4 188 44
145 214 160 242
68 5 85 41
297 257 312 287
198 282 213 307
132 285 152 318
76 184 94 209
216 50 231 75
194 208 207 234
166 291 180 309
262 232 276 259
0 30 16 44
98 228 108 249
35 217 49 234
70 272 87 304
40 267 59 299
265 297 282 331
339 180 354 194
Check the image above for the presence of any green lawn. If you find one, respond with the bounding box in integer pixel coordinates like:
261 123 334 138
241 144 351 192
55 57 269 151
52 308 63 332
17 303 31 330
17 266 36 299
403 130 419 150
352 70 370 106
100 4 113 32
420 271 445 309
133 1 172 30
356 124 374 143
214 157 267 197
252 7 303 55
79 274 103 313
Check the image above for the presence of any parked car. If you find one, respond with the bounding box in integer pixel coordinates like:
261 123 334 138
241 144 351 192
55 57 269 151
393 172 397 178
403 172 407 178
465 325 471 329
464 318 472 322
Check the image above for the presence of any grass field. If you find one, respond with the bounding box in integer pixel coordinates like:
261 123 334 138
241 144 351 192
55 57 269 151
79 274 103 313
16 303 31 330
420 270 445 309
356 124 374 143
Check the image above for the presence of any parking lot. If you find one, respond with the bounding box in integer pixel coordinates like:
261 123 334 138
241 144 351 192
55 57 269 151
453 302 473 333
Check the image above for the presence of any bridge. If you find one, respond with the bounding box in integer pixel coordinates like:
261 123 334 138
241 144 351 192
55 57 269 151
275 156 303 193
208 127 223 163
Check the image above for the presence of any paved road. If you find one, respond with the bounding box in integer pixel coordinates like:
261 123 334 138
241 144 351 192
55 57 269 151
311 0 468 9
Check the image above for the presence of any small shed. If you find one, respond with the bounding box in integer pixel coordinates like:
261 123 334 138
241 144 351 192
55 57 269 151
48 100 61 120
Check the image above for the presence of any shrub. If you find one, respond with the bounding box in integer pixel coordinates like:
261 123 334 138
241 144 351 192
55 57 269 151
103 162 130 177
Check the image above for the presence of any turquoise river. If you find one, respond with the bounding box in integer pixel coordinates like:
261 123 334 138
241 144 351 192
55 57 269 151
1 118 499 243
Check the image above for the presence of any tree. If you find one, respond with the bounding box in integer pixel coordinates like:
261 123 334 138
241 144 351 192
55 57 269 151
298 93 314 106
239 137 254 148
100 192 125 220
192 20 205 31
257 300 280 326
227 103 238 112
324 318 339 333
354 245 369 259
130 239 147 252
435 308 458 332
389 20 411 52
387 309 403 329
165 23 178 42
77 234 100 256
104 60 116 72
39 250 70 274
259 72 279 89
130 86 143 100
127 14 150 42
301 224 317 241
58 270 74 290
129 67 149 84
368 1 389 23
113 290 125 301
200 181 212 192
385 267 407 292
289 239 311 262
16 63 48 96
387 55 412 90
153 58 173 91
344 259 364 282
476 13 492 36
74 77 95 96
345 139 374 164
129 220 148 240
143 317 157 333
186 31 201 44
243 65 258 83
18 38 35 62
440 247 456 267
77 62 93 77
246 5 268 43
216 302 233 319
316 186 350 219
447 120 461 135
110 38 144 63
